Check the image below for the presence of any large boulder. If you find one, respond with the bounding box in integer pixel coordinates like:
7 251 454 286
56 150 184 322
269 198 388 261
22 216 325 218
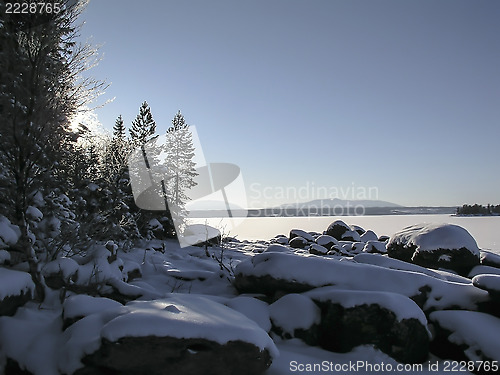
233 252 488 311
269 294 320 345
325 220 350 240
0 268 34 316
60 294 277 375
387 223 480 276
305 288 429 363
473 274 500 317
429 310 500 367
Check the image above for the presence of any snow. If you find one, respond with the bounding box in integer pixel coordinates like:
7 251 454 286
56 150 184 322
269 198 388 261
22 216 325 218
226 296 271 332
236 252 489 311
361 240 387 254
0 250 11 265
472 274 500 292
0 215 20 249
0 307 62 375
353 253 447 280
264 244 294 254
267 339 473 375
388 223 480 255
430 310 500 361
269 294 321 334
100 294 277 357
468 265 500 278
0 268 34 300
305 288 428 326
26 206 43 222
180 224 221 247
63 294 123 321
42 257 79 280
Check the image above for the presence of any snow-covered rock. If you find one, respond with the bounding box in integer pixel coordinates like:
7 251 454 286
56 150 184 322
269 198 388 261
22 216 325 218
360 229 378 242
314 234 339 249
480 250 500 269
349 224 365 235
430 310 500 362
308 243 329 256
325 220 350 240
225 296 271 332
305 288 429 363
289 236 309 249
387 223 480 276
473 274 500 294
469 265 500 278
0 268 34 316
362 240 387 254
63 294 123 329
340 230 361 242
269 294 320 344
289 229 314 242
234 252 488 312
270 234 288 245
59 294 277 375
263 244 293 254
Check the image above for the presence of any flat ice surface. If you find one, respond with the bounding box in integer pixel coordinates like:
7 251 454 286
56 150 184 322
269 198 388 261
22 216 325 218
198 214 500 254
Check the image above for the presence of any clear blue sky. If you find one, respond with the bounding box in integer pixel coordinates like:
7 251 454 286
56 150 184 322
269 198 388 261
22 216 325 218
77 0 499 208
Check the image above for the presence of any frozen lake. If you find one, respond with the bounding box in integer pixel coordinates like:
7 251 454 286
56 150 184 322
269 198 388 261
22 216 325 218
197 214 500 254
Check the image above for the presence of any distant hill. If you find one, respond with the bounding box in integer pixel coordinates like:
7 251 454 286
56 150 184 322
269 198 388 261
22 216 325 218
280 198 402 208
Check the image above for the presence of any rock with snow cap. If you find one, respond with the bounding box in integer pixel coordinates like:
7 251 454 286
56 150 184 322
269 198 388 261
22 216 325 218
233 252 488 312
429 310 500 364
289 236 309 249
305 287 430 363
289 229 314 242
325 220 350 240
61 294 277 375
387 223 480 276
0 268 34 316
269 293 320 345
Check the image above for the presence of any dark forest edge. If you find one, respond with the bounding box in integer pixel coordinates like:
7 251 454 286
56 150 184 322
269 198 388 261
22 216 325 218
455 204 500 216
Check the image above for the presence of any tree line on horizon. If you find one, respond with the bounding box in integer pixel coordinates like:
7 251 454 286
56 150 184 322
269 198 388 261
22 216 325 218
456 204 500 215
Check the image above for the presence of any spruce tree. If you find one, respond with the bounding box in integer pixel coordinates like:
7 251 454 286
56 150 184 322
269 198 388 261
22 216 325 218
164 111 198 230
113 115 126 140
129 101 156 146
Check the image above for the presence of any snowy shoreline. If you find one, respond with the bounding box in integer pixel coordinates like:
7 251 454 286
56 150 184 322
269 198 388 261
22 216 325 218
1 219 500 374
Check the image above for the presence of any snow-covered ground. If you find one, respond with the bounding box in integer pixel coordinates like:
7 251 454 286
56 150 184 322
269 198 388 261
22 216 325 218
1 217 500 374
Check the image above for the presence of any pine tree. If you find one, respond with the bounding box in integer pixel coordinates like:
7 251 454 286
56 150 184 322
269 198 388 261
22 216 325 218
164 111 198 230
113 115 126 140
129 101 156 146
